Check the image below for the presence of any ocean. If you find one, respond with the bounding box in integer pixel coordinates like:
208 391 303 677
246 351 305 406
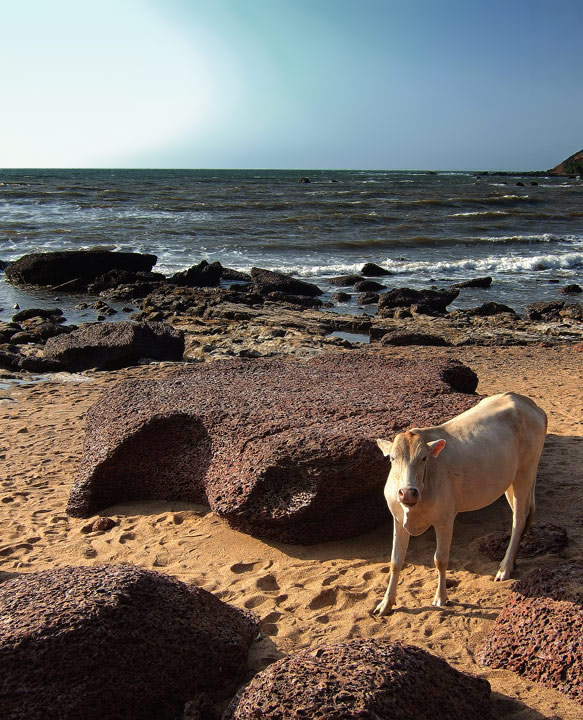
1 168 582 322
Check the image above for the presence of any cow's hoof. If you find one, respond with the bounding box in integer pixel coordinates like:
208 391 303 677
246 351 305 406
373 601 393 616
494 569 511 582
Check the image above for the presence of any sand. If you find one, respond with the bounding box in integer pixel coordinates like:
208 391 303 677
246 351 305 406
1 344 582 719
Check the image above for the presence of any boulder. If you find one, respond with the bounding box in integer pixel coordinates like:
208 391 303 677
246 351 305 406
332 291 351 303
525 300 564 321
559 283 582 295
67 353 479 543
251 267 323 297
560 304 583 321
354 279 385 292
224 639 491 720
466 302 518 317
357 292 380 305
44 321 184 371
328 274 362 286
0 564 257 720
479 564 583 704
12 308 64 323
378 287 459 316
451 276 493 289
87 269 166 294
379 331 450 347
5 250 157 289
361 262 392 276
169 261 223 288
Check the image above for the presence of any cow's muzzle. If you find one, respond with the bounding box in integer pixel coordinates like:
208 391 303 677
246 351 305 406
399 487 419 507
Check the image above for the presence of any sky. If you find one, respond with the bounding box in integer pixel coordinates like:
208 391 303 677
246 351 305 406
1 0 582 170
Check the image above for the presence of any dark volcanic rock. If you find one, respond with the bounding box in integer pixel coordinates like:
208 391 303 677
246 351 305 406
357 292 380 305
67 353 479 543
479 564 583 704
265 292 323 308
525 300 565 321
251 267 323 297
44 321 184 371
451 276 493 289
169 261 223 288
332 291 351 303
560 303 583 321
361 262 392 276
12 307 64 323
467 302 518 317
87 269 166 294
559 283 583 295
0 564 257 720
379 331 450 347
224 639 491 720
354 279 385 292
5 250 157 289
378 287 458 316
479 522 568 561
328 274 362 286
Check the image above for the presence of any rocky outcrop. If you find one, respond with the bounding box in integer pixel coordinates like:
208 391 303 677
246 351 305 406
67 353 479 543
479 564 583 704
378 288 459 317
466 302 518 317
87 269 166 294
549 149 583 176
224 639 492 720
451 276 493 289
44 321 184 371
525 300 565 321
379 331 450 347
5 250 157 289
0 564 258 720
361 262 392 276
251 267 323 297
169 260 223 288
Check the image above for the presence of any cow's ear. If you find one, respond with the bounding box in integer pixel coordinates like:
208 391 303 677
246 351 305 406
427 439 446 457
376 438 393 457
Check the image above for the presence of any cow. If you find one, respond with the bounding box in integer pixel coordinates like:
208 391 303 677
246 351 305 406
374 392 547 615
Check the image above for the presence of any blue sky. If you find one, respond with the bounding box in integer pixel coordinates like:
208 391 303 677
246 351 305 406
2 0 581 170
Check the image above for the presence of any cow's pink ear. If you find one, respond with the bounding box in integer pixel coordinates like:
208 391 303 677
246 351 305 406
427 439 446 457
376 439 393 457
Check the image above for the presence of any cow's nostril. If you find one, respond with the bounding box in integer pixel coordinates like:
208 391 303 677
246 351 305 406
411 488 418 498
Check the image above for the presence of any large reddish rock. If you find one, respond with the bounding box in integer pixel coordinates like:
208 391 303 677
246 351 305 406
5 250 157 289
479 564 583 704
67 353 479 543
224 639 492 719
0 564 258 720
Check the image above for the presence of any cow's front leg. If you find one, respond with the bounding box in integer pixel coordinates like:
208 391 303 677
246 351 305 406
432 520 454 607
374 518 410 615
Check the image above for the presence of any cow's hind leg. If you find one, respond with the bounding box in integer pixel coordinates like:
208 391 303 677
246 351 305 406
433 520 454 606
495 468 536 581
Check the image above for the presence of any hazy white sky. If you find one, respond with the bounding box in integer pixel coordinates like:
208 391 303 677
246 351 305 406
2 0 582 170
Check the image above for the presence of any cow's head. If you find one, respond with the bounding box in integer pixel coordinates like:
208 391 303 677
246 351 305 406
376 431 446 507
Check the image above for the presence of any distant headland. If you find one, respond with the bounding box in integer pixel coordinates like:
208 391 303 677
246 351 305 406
548 148 583 176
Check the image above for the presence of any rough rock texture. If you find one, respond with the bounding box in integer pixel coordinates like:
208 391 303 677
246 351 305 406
87 269 166 294
68 353 479 543
5 250 157 289
361 262 392 276
0 564 258 720
224 639 492 720
525 300 565 321
378 287 459 316
251 267 323 297
44 321 184 371
466 302 517 317
479 523 568 561
451 276 493 289
169 260 223 288
379 331 450 347
479 564 583 704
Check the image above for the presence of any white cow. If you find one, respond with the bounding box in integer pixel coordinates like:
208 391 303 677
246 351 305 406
374 392 547 615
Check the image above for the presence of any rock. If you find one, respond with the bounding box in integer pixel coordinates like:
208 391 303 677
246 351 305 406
354 279 385 292
221 267 253 282
44 321 184 371
524 300 565 321
549 148 583 176
361 262 392 276
479 564 583 704
87 269 166 294
332 291 351 303
378 288 459 316
466 302 518 317
251 268 323 297
67 353 479 543
559 283 582 295
298 177 311 183
5 250 157 289
479 522 568 561
22 321 72 342
264 292 323 308
560 304 583 321
224 639 491 720
328 274 363 286
379 331 450 347
357 292 380 305
169 261 223 288
0 564 257 720
9 331 40 344
12 308 64 323
451 276 493 289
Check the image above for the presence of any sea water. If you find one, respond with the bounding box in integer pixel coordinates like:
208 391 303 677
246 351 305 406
1 168 581 321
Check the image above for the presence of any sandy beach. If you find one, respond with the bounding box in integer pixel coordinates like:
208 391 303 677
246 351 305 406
1 343 582 719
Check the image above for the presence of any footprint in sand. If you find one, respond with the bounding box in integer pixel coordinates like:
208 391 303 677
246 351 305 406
259 611 282 637
230 561 259 574
119 532 136 544
256 573 279 591
308 587 338 610
244 595 267 609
